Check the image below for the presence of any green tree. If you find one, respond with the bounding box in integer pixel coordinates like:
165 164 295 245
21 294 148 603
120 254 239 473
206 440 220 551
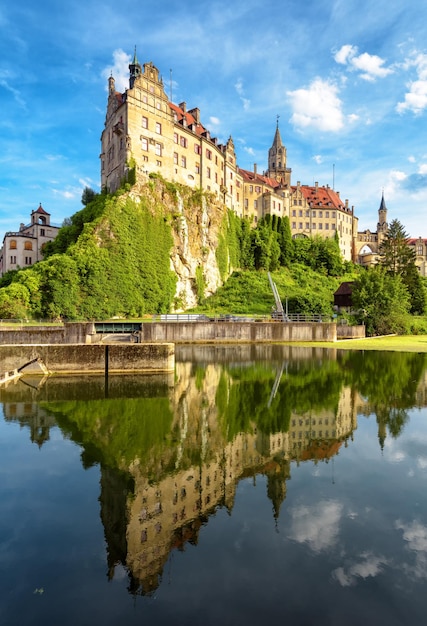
352 266 410 335
278 216 293 267
81 187 97 206
0 283 31 319
379 219 415 274
379 219 426 314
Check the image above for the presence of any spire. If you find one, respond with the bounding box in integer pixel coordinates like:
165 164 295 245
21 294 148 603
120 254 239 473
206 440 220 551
379 189 387 213
129 46 142 89
272 115 283 151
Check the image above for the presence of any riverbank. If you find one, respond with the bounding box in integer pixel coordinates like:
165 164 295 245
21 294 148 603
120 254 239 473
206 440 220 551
295 335 427 352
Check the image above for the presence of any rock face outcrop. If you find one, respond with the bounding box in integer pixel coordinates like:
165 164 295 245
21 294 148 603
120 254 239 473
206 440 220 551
130 176 229 311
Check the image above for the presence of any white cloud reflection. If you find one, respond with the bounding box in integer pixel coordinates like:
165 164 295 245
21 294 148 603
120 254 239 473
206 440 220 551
288 500 343 553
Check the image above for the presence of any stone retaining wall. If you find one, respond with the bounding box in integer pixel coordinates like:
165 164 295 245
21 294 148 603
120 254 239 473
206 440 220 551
0 343 174 377
139 321 337 343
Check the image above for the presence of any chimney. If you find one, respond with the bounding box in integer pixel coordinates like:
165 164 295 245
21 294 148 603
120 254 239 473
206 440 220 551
179 101 187 112
254 163 257 175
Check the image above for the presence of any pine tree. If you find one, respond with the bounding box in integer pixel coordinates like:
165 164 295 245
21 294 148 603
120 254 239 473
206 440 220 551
379 219 415 274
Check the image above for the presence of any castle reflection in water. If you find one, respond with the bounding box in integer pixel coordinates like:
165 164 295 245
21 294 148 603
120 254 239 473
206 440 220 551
2 345 426 595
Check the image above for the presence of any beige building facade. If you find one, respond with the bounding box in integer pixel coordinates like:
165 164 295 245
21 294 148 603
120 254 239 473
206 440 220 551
0 204 59 276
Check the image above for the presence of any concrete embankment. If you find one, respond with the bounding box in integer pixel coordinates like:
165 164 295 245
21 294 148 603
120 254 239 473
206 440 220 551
139 321 338 343
0 343 174 378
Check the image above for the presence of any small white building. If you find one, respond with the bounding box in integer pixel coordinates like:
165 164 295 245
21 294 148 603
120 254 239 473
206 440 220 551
0 204 60 276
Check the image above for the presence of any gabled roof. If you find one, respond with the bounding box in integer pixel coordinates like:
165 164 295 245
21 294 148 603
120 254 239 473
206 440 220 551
238 168 281 190
408 238 427 244
334 281 354 296
295 184 347 212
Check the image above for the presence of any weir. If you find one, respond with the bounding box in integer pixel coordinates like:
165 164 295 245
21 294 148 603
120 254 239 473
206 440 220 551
0 343 175 378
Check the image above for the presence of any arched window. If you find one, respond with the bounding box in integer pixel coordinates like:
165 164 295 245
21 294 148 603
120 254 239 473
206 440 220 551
9 240 17 249
24 241 33 250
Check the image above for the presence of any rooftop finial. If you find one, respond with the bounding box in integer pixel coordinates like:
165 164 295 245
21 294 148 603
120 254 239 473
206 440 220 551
276 114 280 128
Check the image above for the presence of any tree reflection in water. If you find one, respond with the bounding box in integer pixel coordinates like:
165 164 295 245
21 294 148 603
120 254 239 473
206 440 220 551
1 346 426 598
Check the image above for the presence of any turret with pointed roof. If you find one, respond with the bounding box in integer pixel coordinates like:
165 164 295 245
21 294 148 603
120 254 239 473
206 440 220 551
377 191 388 233
129 46 142 89
266 118 291 186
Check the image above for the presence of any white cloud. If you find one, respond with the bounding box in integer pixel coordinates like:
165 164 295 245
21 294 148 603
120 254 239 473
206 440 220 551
101 49 131 93
397 53 427 114
235 78 250 111
334 44 393 82
334 44 357 65
287 79 345 132
313 154 323 164
333 553 388 587
288 500 342 552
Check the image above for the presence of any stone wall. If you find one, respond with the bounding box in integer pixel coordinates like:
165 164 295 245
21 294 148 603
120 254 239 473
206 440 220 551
0 343 174 377
139 321 337 343
0 323 96 345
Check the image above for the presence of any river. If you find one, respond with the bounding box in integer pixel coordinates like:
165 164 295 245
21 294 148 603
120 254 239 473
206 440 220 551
1 345 427 625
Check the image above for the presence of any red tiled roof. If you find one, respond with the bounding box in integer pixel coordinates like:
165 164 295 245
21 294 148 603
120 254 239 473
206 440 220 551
238 168 281 190
169 102 207 137
408 238 427 244
34 203 49 215
295 185 348 212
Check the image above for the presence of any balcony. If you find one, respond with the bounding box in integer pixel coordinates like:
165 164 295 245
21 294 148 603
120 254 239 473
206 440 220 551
113 121 125 135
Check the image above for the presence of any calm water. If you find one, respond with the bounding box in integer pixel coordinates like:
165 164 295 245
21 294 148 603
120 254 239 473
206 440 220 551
1 345 427 625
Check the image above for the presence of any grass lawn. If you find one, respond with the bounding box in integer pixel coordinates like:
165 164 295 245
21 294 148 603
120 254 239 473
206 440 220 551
296 335 427 352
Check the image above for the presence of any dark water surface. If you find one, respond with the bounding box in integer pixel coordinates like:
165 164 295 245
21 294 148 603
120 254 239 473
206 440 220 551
1 345 427 625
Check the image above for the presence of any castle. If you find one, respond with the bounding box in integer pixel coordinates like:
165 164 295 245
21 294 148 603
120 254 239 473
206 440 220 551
101 49 359 262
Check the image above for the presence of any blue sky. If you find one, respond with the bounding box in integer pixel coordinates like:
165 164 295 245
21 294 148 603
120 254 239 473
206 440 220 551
1 0 427 239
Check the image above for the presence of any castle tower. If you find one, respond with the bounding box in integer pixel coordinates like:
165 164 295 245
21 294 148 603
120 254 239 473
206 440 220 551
267 118 291 186
129 47 142 89
377 192 388 230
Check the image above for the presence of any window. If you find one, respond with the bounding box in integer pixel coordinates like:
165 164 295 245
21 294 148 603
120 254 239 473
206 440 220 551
207 167 211 178
326 211 329 218
155 142 162 156
298 210 303 217
299 222 303 229
142 116 148 129
25 257 32 265
9 240 17 249
40 228 45 236
24 241 32 250
249 185 253 193
305 222 309 229
292 210 296 217
292 222 296 228
195 163 200 174
181 156 186 168
206 149 212 160
312 211 316 217
255 186 261 193
173 152 178 165
319 223 323 229
174 133 178 144
254 200 257 209
332 224 336 230
325 223 329 229
10 256 16 264
319 211 323 217
141 138 148 151
180 136 187 148
155 122 162 134
194 144 201 154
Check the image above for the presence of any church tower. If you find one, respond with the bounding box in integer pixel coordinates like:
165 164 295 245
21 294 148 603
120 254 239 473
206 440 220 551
267 118 291 186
